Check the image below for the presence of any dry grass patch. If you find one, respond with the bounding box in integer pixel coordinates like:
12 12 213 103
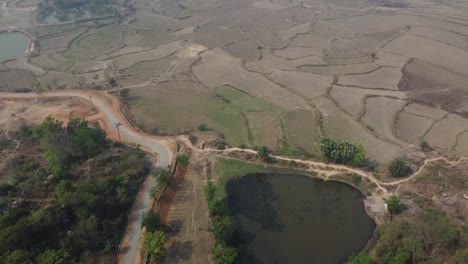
222 38 261 61
299 63 378 75
282 110 322 155
289 34 331 48
246 111 282 151
0 69 36 91
273 46 323 59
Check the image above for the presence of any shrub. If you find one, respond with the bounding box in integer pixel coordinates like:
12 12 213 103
142 212 160 232
213 242 237 264
351 175 362 185
197 123 207 131
388 157 408 177
210 216 235 243
176 155 190 167
257 145 271 162
420 139 429 151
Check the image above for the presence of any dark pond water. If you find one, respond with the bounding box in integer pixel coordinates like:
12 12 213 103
226 173 375 264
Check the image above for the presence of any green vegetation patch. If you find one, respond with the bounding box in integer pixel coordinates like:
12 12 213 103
0 117 151 262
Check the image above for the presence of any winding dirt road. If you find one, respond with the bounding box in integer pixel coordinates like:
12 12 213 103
1 90 466 263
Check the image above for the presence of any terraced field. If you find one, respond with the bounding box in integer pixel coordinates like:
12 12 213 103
1 0 468 163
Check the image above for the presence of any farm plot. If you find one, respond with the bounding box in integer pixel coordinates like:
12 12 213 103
403 103 448 120
40 32 82 50
0 69 36 92
356 29 402 53
112 41 183 70
299 63 378 75
276 22 311 41
289 34 332 49
192 49 311 111
312 96 400 163
282 110 322 155
129 12 183 31
213 85 282 114
193 21 246 48
128 81 249 145
424 114 468 149
267 70 333 99
246 112 282 151
395 112 434 143
37 70 106 89
4 57 46 76
70 61 111 74
337 67 402 90
245 52 325 74
408 26 467 49
77 26 125 50
222 38 261 61
30 54 74 72
374 51 407 68
273 46 323 59
454 132 468 156
27 24 80 38
361 96 407 143
400 59 468 112
383 34 468 75
124 56 176 79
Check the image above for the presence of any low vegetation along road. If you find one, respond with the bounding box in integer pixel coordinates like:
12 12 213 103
1 90 465 263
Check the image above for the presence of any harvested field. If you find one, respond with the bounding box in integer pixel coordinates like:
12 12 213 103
425 114 468 149
222 38 261 61
113 41 183 69
246 111 282 151
282 110 322 155
312 96 400 163
337 67 402 90
383 34 468 75
276 22 311 41
374 51 407 68
267 70 333 99
289 34 332 49
330 85 407 117
395 112 434 143
77 26 124 50
0 69 36 91
399 59 468 112
124 56 176 79
299 63 378 75
408 26 467 49
454 132 468 155
361 96 407 143
245 53 326 74
129 12 183 31
273 46 323 59
192 49 311 111
128 81 249 145
403 103 448 120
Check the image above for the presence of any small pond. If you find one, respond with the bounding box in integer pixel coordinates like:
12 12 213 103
0 32 31 62
226 173 375 264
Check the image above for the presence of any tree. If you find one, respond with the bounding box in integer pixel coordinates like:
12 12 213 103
388 157 408 177
36 249 69 264
119 88 129 99
420 139 429 151
108 78 118 87
348 252 371 264
142 230 167 262
352 143 366 166
213 242 237 264
142 212 160 233
210 216 235 243
386 195 402 220
257 145 271 162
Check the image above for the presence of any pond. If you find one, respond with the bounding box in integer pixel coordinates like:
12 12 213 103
0 32 31 62
226 173 375 264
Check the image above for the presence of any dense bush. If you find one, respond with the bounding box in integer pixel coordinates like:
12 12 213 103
0 117 150 262
388 157 409 177
203 182 238 264
320 137 366 166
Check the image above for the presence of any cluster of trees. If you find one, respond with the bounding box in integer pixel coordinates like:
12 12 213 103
320 137 366 166
204 182 237 264
51 0 115 11
388 157 409 177
0 117 150 262
141 212 166 263
350 208 467 264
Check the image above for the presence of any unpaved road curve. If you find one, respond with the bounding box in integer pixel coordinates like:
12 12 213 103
0 91 174 264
